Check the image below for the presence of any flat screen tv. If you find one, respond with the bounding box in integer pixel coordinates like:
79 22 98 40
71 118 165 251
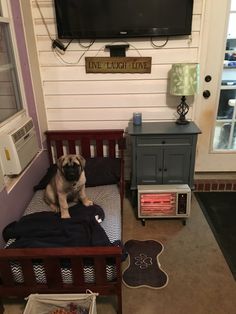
54 0 194 40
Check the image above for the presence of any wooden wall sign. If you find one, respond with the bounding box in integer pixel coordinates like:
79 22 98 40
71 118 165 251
85 57 152 73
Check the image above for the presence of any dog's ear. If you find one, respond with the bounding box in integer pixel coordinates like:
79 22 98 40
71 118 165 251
77 154 86 169
57 156 65 170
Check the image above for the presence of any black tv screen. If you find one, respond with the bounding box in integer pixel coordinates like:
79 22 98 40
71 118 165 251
54 0 194 40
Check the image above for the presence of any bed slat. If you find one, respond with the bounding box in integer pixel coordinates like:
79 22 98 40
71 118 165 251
68 140 76 154
109 139 116 158
55 140 63 159
0 260 15 286
44 258 63 288
71 257 85 285
21 260 36 286
94 256 107 285
96 139 103 157
81 138 91 157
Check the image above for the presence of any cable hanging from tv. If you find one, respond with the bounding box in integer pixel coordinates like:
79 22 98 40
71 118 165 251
35 0 95 65
35 0 71 52
52 38 73 51
78 40 95 49
151 37 169 48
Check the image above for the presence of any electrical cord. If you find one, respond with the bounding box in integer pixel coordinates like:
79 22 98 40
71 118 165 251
35 0 95 63
35 0 53 42
52 39 73 51
151 36 169 48
35 0 70 51
53 44 91 65
78 39 95 48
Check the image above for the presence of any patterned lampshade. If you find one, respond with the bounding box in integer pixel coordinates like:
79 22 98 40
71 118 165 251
169 63 199 96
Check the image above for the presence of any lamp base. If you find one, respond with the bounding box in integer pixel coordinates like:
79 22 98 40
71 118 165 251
176 118 190 125
176 96 189 125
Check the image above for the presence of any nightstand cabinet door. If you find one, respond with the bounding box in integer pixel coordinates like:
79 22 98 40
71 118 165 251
136 145 191 185
163 146 191 184
136 146 163 184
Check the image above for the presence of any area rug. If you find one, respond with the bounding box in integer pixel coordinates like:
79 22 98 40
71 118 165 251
122 239 168 289
195 192 236 280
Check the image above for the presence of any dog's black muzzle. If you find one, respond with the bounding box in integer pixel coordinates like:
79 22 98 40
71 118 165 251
63 164 81 182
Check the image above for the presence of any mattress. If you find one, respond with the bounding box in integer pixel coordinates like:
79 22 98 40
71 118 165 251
23 184 121 243
5 184 121 284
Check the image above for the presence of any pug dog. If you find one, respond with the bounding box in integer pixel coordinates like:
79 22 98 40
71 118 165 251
44 154 93 218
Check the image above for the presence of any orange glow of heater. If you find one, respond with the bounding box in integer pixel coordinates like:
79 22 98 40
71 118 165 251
140 192 176 216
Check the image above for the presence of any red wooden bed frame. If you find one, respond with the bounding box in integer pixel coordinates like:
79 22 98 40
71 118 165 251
0 129 125 314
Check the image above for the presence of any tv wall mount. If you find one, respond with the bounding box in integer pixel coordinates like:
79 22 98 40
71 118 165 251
105 44 130 57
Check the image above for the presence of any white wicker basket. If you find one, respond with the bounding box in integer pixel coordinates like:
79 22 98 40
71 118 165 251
23 291 98 314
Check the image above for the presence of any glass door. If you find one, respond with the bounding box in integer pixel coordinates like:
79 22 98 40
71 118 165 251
213 0 236 150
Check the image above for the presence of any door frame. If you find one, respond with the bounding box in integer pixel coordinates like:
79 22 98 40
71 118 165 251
194 0 235 171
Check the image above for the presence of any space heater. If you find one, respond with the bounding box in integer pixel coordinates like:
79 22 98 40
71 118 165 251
138 184 191 219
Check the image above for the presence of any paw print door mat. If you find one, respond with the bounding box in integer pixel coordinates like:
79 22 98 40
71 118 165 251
122 239 168 289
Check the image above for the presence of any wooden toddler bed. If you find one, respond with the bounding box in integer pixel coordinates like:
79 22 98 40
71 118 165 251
0 129 125 314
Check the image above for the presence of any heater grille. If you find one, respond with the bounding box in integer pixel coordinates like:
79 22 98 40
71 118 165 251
140 193 176 216
138 184 191 219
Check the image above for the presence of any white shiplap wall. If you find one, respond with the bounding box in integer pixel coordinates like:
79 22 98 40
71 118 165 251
31 0 203 131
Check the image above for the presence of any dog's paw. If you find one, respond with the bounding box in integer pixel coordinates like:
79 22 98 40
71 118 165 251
83 199 93 207
50 204 60 213
61 211 71 219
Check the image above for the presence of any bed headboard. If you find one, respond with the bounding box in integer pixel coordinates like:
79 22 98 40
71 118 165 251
45 129 125 164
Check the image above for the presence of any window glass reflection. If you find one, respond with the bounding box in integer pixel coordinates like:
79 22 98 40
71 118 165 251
231 0 236 11
213 0 236 151
0 23 22 123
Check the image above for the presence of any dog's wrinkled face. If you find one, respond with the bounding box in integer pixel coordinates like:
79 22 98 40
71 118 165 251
57 154 85 182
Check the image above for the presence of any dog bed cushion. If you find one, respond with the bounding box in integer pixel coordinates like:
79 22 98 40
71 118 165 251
4 184 121 284
24 185 121 243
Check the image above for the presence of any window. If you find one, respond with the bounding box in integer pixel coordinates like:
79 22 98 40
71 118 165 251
0 0 23 125
213 0 236 150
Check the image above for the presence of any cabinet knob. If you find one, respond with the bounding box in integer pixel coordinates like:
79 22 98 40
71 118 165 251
159 168 162 172
162 140 166 144
164 168 167 172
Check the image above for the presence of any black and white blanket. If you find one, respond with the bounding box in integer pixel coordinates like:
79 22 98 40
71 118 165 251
3 203 111 249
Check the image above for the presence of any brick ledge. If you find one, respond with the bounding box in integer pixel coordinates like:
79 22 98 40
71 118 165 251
194 179 236 192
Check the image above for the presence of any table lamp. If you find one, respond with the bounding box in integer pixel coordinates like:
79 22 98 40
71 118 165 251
169 63 199 125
